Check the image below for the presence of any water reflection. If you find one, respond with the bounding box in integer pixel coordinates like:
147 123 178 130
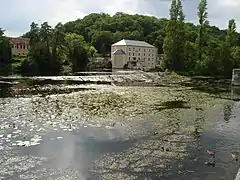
152 100 191 111
0 82 12 98
231 86 240 101
223 103 232 123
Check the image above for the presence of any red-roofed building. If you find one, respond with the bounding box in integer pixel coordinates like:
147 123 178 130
9 37 30 56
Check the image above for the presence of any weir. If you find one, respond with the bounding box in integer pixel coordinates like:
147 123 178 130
232 69 240 86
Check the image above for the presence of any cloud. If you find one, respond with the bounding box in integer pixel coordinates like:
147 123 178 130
1 0 240 37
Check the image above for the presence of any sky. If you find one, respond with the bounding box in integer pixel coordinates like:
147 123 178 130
1 0 240 37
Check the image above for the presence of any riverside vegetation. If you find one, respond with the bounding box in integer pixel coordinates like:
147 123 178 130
0 0 240 77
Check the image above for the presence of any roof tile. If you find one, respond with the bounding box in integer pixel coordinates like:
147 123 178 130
10 37 30 45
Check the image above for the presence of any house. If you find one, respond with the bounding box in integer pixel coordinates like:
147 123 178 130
111 39 158 71
9 37 30 56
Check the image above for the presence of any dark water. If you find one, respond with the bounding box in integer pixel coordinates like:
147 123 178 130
178 102 240 180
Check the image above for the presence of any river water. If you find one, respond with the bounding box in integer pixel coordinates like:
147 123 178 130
0 77 239 180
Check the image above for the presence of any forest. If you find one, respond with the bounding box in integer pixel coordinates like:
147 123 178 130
1 0 240 77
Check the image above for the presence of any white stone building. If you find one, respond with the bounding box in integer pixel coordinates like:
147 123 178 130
111 39 158 71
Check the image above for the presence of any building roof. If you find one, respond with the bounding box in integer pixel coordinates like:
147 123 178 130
10 37 30 45
112 49 126 55
112 39 155 48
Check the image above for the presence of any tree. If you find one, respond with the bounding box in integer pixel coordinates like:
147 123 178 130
0 28 4 36
196 0 208 64
91 31 113 56
226 19 236 46
0 29 11 75
23 22 62 75
184 41 197 73
28 22 40 45
221 19 237 76
163 0 186 71
4 11 240 76
64 33 91 72
232 46 240 68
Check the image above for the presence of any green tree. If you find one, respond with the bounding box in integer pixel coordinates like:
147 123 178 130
184 41 197 73
232 46 240 68
0 29 11 75
163 0 186 71
226 19 236 46
221 19 237 76
11 12 240 76
23 22 62 75
64 33 91 72
196 0 208 64
91 31 113 56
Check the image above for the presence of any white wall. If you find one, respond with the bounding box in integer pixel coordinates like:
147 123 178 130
111 45 158 70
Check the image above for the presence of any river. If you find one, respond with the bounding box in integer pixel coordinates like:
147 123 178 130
0 74 239 180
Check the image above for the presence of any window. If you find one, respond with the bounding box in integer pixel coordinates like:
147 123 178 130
129 57 131 60
11 44 14 48
129 48 131 51
139 48 140 51
129 53 131 55
23 45 25 49
133 57 136 60
138 53 140 56
133 53 135 56
149 49 150 52
152 54 154 56
138 57 140 60
144 53 145 56
133 47 135 50
144 49 145 52
148 58 150 61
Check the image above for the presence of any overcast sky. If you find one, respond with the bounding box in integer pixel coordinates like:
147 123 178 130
1 0 240 37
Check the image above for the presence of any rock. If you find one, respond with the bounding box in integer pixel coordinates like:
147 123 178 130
231 153 238 162
205 160 215 167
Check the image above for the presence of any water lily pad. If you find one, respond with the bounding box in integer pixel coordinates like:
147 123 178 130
7 134 12 138
13 130 21 134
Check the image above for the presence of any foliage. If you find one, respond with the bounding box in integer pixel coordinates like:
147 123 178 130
163 0 186 71
196 0 208 70
21 22 97 75
2 0 240 76
0 29 11 75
